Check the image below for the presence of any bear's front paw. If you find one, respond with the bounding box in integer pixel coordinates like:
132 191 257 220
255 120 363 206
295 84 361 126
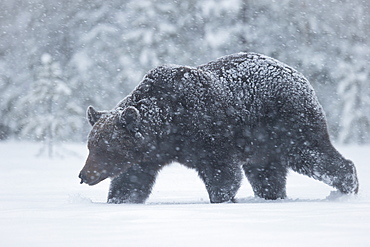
209 190 236 203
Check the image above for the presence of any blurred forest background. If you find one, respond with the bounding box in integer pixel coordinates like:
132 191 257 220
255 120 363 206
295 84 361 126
0 0 369 147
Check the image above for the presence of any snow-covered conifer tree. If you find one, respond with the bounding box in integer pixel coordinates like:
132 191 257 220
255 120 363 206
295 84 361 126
20 53 82 157
337 58 370 144
0 75 14 140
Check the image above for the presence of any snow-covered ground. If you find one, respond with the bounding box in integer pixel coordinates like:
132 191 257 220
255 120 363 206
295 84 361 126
0 141 369 247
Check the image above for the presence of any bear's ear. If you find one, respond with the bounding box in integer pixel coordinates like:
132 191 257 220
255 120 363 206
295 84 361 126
119 106 141 132
87 106 103 126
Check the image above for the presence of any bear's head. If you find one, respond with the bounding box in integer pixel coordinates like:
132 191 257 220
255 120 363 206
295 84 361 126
79 105 143 185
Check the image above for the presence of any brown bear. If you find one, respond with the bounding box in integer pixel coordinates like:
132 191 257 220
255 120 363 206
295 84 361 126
79 52 359 203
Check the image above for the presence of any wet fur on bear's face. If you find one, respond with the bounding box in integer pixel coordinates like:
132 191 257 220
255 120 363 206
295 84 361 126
79 106 142 185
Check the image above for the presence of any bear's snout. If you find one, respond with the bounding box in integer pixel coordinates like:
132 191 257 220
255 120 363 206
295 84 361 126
78 167 108 186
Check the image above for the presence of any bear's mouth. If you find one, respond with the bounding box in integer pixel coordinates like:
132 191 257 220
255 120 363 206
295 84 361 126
79 171 109 186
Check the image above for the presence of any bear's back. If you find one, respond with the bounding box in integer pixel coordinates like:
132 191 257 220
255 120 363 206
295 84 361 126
198 53 323 125
198 52 313 105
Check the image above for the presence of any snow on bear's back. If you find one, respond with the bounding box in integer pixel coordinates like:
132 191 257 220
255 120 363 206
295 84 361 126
198 52 324 120
198 52 312 95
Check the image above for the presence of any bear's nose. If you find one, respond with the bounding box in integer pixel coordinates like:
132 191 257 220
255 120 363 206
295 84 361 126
79 172 87 184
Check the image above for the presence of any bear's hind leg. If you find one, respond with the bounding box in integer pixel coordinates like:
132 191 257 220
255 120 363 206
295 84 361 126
197 164 242 203
290 143 359 194
108 163 163 203
243 160 288 200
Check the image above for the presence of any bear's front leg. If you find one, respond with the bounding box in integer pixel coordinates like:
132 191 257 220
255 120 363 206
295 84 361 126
108 163 163 203
197 164 242 203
